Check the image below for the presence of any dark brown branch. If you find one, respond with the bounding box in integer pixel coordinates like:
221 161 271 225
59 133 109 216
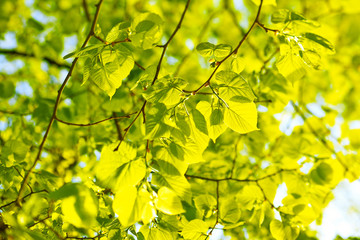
112 112 123 140
256 21 279 34
93 34 107 44
185 168 297 183
0 49 71 69
27 216 51 228
134 61 145 70
82 0 91 22
15 0 105 206
0 189 48 209
65 234 104 240
190 0 265 94
0 109 31 116
55 113 135 127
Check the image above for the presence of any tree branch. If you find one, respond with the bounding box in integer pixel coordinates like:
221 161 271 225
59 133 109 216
54 113 135 127
0 109 31 116
15 0 105 206
112 112 123 140
0 49 71 69
185 168 297 183
82 0 91 22
0 189 48 209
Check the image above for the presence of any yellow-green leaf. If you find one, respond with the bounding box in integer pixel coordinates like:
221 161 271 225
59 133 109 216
224 102 258 134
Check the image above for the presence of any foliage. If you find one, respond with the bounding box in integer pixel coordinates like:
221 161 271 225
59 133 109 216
1 0 360 239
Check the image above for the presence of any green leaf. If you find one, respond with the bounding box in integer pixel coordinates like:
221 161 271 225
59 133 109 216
271 10 307 23
210 109 224 125
145 103 170 139
50 183 99 228
196 42 215 57
191 109 208 135
96 142 146 192
310 162 333 185
224 102 258 134
188 111 210 152
194 194 217 218
0 81 15 99
220 198 241 224
231 57 246 74
0 139 29 161
106 21 130 43
214 44 232 61
143 76 187 105
113 186 154 227
276 48 307 83
90 46 134 98
82 57 92 85
130 12 163 49
152 172 192 201
215 70 256 102
236 185 263 210
148 228 174 240
63 44 104 59
271 9 290 23
182 219 209 240
155 187 185 215
270 220 300 240
302 32 335 52
196 101 227 141
154 160 181 176
290 11 307 21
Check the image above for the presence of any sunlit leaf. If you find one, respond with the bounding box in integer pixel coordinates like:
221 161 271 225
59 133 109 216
155 187 185 215
182 219 208 240
224 102 258 134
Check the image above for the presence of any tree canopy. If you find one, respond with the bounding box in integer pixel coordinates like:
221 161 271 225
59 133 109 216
1 0 360 239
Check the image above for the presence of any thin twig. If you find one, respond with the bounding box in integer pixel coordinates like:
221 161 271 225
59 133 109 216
82 0 91 22
134 61 145 70
185 168 297 183
0 109 31 115
0 189 48 209
256 21 279 34
54 113 135 127
15 0 105 206
0 49 71 69
112 112 123 140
